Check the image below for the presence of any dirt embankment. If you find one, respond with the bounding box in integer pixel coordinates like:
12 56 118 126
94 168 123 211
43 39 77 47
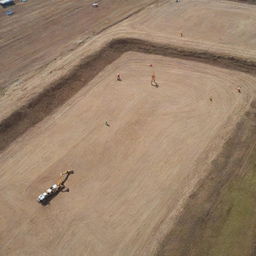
1 38 256 152
156 99 256 256
0 0 157 90
229 0 256 4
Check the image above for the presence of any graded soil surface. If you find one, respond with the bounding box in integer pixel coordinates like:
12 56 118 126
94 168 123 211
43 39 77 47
1 0 256 255
1 52 255 255
0 0 154 90
125 0 256 51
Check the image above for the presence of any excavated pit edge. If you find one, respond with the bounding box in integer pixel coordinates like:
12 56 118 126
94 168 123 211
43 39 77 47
1 37 256 152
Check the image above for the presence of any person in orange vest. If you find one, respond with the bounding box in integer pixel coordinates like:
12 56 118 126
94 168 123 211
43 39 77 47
117 73 121 81
151 73 159 88
151 73 156 84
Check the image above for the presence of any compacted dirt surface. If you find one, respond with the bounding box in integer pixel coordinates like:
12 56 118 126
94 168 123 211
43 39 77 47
127 0 256 50
1 0 256 255
0 0 155 90
1 52 255 255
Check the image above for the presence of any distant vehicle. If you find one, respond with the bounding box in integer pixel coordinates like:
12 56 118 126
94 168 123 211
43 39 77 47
0 0 15 8
5 9 14 15
92 2 99 7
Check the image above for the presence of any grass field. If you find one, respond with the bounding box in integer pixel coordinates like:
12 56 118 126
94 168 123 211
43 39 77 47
194 149 256 256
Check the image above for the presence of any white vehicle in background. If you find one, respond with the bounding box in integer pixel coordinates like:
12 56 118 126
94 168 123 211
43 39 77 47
0 0 15 8
92 2 99 7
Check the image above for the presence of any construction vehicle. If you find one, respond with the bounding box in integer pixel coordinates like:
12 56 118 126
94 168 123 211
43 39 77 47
0 0 15 8
37 170 74 204
92 2 99 7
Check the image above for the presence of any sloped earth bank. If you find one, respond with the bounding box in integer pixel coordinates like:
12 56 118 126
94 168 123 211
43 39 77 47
0 0 156 90
157 100 256 256
229 0 256 4
1 47 256 255
1 38 256 152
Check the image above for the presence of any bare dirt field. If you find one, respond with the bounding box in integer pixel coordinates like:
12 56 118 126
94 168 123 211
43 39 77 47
2 0 256 122
1 0 256 255
0 0 154 90
1 51 255 255
133 0 256 49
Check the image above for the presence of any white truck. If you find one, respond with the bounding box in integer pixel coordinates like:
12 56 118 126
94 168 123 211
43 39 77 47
37 170 73 204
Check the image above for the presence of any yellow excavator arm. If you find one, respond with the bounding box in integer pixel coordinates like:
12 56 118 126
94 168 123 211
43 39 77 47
56 170 73 187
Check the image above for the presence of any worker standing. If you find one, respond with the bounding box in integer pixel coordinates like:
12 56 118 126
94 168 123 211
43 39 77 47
151 73 156 84
237 87 241 93
151 73 159 88
117 73 121 81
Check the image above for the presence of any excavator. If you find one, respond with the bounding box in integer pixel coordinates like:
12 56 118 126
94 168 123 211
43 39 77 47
37 170 74 204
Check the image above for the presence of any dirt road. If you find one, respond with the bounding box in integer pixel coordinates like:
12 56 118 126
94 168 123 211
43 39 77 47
1 52 255 255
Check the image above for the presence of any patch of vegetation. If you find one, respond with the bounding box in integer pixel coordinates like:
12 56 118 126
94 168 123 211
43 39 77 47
0 87 6 96
195 150 256 256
